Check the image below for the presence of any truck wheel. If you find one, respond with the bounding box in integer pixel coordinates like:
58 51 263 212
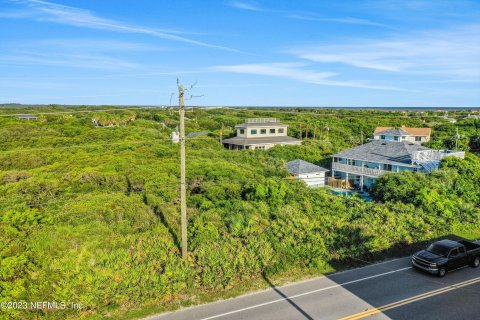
438 267 446 277
472 256 480 268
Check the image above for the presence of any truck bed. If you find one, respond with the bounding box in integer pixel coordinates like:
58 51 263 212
458 240 480 253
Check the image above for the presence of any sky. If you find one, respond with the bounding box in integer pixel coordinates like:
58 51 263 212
0 0 479 107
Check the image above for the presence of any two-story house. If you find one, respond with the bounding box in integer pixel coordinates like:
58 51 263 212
222 118 301 150
374 126 431 144
330 140 464 191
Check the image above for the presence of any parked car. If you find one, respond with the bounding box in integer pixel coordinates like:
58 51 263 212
412 239 480 277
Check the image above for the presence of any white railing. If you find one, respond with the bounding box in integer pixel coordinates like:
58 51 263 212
412 150 465 162
245 118 279 123
332 162 389 177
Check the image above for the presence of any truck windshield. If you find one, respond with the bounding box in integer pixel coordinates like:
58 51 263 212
426 244 450 256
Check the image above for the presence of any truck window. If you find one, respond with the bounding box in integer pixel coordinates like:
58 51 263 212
459 247 465 254
426 244 450 256
449 248 458 257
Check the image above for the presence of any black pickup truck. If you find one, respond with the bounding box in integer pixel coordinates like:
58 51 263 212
412 239 480 277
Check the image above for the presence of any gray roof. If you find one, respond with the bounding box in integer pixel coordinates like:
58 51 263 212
332 140 431 166
376 129 410 136
286 159 329 175
222 135 301 146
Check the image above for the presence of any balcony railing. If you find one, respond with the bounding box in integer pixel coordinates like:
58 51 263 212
332 162 389 177
412 150 465 162
245 118 279 123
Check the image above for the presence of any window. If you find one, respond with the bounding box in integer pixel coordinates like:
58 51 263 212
459 247 465 254
402 136 406 140
278 128 284 134
239 129 245 134
260 129 266 134
383 164 392 171
394 136 399 141
449 248 458 257
251 129 257 135
270 128 276 134
415 136 422 142
380 135 385 140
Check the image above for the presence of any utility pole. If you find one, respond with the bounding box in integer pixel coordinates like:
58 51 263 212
455 128 460 150
220 123 224 143
178 82 188 259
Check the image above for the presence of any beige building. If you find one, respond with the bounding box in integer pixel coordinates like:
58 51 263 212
374 126 431 144
222 118 301 150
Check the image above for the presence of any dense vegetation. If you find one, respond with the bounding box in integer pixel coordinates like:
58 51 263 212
0 106 479 319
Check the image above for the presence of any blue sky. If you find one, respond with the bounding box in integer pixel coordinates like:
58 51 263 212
1 0 479 107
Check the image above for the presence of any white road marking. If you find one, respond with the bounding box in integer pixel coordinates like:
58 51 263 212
198 266 412 320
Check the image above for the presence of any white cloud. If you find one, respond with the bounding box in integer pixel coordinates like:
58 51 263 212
0 52 138 70
226 2 389 28
212 62 403 90
287 14 391 28
227 1 261 11
290 24 480 79
28 38 165 52
8 0 237 51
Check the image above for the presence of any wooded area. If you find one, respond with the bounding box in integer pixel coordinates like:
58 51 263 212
1 106 479 319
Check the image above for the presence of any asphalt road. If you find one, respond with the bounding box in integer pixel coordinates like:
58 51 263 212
146 255 480 320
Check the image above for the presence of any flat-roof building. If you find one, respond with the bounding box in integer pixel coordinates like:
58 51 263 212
222 118 301 150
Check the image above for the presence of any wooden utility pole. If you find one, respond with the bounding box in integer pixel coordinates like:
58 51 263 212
178 83 188 259
219 123 224 143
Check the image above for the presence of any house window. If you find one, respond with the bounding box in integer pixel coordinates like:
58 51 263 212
239 129 245 134
380 135 385 140
260 129 267 134
278 128 284 133
251 129 257 135
415 136 422 142
402 136 406 140
270 128 276 134
394 136 399 141
383 164 392 171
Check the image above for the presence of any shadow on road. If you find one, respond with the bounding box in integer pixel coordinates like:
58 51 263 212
262 272 314 320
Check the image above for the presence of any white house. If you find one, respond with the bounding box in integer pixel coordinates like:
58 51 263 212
286 159 329 187
222 118 301 150
374 126 431 144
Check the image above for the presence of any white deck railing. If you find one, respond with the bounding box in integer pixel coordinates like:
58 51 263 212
332 162 389 177
245 118 279 123
412 150 465 162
